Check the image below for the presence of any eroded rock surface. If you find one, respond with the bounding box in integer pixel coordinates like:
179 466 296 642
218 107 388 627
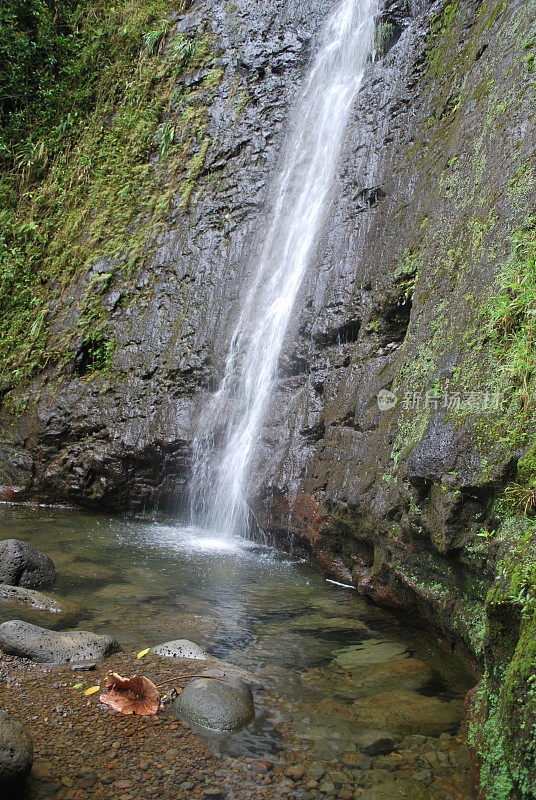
0 620 117 663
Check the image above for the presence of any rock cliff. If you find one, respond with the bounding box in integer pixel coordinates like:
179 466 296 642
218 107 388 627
2 0 536 796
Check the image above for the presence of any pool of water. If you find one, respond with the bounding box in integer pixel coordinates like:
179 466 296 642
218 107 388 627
0 503 474 798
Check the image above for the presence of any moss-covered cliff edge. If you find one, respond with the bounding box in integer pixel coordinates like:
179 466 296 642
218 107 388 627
2 0 536 797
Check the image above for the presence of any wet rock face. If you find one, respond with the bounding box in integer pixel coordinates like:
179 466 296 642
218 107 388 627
0 540 56 588
0 0 335 513
248 0 536 649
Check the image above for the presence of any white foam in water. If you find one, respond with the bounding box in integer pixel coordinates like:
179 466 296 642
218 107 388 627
145 524 260 555
190 0 378 539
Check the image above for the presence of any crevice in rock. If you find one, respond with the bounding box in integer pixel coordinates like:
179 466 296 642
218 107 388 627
314 318 361 347
355 185 386 212
72 339 111 377
299 420 325 443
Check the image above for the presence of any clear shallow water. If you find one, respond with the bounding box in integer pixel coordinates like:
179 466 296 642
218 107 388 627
0 504 473 796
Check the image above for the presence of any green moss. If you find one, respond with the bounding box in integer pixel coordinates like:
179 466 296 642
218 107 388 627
467 521 536 798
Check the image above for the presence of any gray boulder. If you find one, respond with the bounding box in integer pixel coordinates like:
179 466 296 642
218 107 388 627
0 540 55 588
0 620 117 663
0 710 33 784
151 639 210 659
172 676 255 732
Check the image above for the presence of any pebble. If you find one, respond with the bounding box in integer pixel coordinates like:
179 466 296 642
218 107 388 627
286 765 306 781
318 780 336 794
328 770 351 784
31 760 53 779
255 759 273 773
413 768 433 783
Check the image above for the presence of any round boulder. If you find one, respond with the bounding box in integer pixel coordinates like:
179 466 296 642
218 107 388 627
172 676 255 732
0 620 118 663
0 540 55 588
0 710 33 784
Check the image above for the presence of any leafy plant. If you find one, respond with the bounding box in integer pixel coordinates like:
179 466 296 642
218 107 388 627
154 121 175 158
374 21 397 59
142 19 172 56
503 484 536 517
485 217 536 407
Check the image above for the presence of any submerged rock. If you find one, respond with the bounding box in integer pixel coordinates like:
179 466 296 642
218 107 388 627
172 676 255 732
364 780 430 800
0 585 80 628
0 540 55 588
289 613 369 633
0 710 33 784
354 729 399 756
232 628 333 670
0 620 117 663
350 690 462 736
304 657 436 700
333 640 408 669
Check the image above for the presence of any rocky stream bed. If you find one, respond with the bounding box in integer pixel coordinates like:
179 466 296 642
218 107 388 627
0 505 474 799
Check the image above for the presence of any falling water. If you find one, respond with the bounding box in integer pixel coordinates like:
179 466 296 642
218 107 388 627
190 0 377 538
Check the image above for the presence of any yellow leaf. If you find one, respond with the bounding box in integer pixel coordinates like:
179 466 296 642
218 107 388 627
136 648 150 659
84 686 100 696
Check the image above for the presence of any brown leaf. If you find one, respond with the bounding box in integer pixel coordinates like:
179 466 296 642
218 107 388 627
99 672 160 716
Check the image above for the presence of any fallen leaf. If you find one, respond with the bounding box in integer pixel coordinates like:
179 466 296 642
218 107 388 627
99 672 160 716
73 682 85 690
136 648 150 659
84 686 100 696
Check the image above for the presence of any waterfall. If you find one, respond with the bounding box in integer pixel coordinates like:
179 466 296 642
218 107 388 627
190 0 377 538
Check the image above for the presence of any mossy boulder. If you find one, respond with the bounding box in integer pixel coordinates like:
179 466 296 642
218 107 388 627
172 676 255 732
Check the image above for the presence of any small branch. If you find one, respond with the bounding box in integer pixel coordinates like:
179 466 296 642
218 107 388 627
154 673 226 689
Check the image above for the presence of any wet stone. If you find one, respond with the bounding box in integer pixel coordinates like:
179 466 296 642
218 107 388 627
286 765 306 781
413 769 433 783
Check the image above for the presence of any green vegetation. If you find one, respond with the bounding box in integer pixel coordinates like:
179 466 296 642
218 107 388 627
0 0 221 384
467 519 536 800
374 21 397 59
484 215 536 410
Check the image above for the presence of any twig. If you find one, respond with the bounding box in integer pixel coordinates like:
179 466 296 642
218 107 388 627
154 673 226 689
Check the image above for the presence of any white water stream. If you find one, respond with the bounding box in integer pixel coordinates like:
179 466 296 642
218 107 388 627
190 0 377 538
